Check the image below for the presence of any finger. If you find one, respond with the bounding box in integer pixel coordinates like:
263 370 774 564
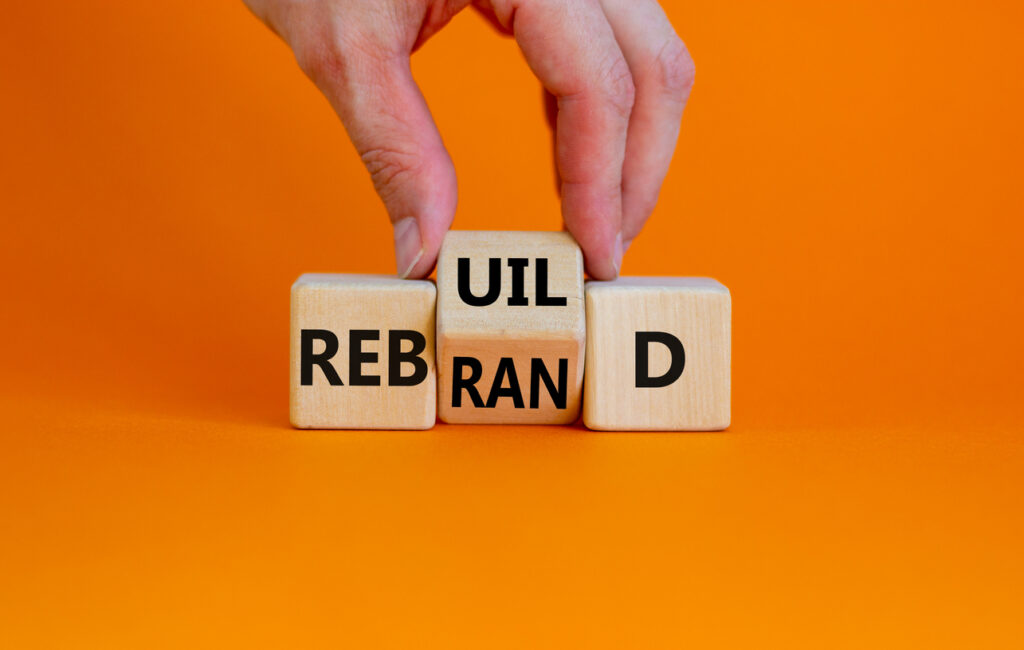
599 0 694 250
471 1 513 35
294 29 456 279
491 0 634 279
543 89 560 192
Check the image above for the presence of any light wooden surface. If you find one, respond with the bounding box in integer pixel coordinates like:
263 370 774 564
436 231 585 424
584 277 731 431
290 274 436 429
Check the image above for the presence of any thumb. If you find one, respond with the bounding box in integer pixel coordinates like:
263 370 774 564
304 48 456 278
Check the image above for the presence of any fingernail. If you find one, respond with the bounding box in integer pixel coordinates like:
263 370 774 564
611 232 624 277
393 217 424 279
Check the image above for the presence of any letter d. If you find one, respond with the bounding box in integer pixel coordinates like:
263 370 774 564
635 332 685 388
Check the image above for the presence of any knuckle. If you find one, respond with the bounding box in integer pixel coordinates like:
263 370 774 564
291 15 377 87
650 37 695 99
360 146 423 198
294 33 346 84
600 56 637 119
292 24 401 94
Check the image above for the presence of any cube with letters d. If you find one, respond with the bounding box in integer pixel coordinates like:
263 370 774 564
583 277 731 431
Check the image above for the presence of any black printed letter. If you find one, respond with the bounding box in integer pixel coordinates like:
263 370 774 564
349 330 381 386
452 357 485 407
507 258 529 306
535 258 567 306
486 358 525 408
530 358 567 409
635 332 685 388
300 329 343 386
458 257 502 306
388 330 428 387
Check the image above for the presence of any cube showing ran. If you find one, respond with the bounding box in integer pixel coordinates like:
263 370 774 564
436 231 585 425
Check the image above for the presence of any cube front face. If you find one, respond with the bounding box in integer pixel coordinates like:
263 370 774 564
290 274 436 430
583 278 731 431
436 231 585 424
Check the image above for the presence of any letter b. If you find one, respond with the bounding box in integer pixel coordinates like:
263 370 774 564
389 330 428 387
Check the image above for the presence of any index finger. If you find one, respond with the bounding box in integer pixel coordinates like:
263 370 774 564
490 0 634 279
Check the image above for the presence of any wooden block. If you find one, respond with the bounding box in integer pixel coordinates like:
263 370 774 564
583 277 731 431
290 274 436 429
436 231 585 424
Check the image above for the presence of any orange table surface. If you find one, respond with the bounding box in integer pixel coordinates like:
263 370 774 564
2 1 1023 646
3 393 1022 647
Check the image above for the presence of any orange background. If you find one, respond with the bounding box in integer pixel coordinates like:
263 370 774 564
2 1 1023 646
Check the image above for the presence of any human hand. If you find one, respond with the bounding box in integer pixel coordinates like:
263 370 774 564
244 0 694 279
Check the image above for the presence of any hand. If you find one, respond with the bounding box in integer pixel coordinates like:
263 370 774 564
244 0 694 280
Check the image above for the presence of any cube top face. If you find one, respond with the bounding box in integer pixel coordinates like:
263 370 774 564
436 231 586 425
290 274 436 430
437 231 585 337
584 276 729 295
584 277 731 431
294 273 430 293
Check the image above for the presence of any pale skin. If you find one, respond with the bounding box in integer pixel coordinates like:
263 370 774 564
244 0 694 280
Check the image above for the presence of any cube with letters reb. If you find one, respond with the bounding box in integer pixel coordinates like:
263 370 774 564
290 274 436 429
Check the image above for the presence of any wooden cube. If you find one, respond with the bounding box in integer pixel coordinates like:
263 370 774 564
290 274 436 429
583 277 731 431
436 231 585 424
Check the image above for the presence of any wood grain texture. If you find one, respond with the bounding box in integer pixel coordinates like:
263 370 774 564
584 277 731 431
436 231 585 424
290 274 436 429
